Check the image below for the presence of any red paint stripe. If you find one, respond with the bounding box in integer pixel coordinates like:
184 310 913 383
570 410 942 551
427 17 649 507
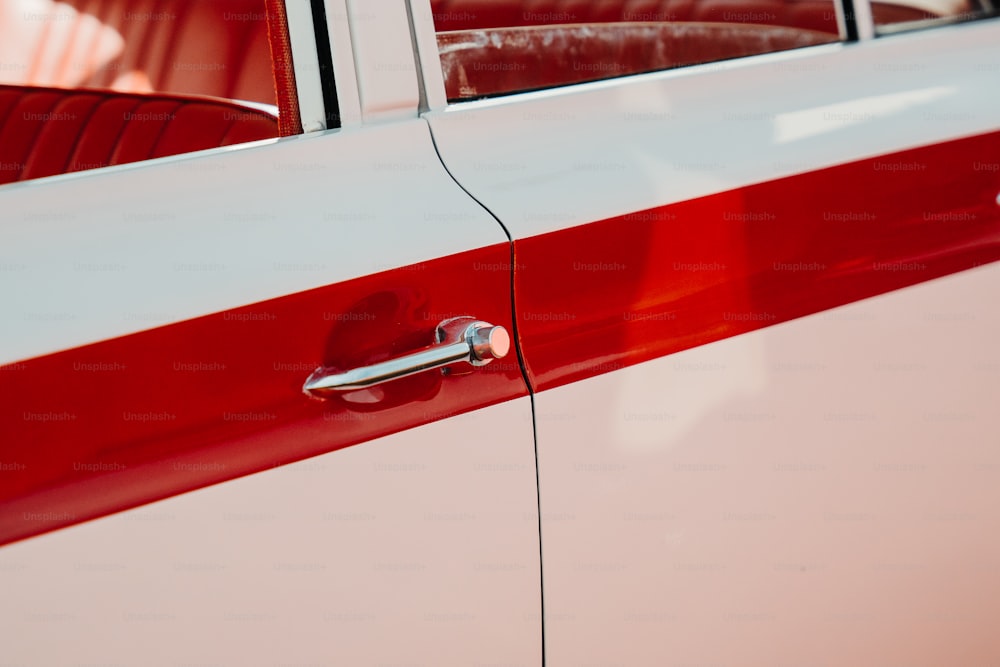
4 133 998 546
515 131 1000 391
0 245 525 546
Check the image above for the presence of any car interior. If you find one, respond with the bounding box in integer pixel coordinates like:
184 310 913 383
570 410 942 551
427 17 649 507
0 0 290 186
0 0 993 184
431 0 991 99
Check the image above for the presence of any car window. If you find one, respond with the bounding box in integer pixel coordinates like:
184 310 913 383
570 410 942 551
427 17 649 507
0 0 276 103
872 0 999 33
429 0 844 101
0 0 295 186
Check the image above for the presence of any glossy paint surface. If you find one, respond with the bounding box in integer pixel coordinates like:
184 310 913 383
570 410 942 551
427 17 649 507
532 262 1000 666
0 120 502 366
422 12 1000 664
0 245 525 547
425 19 1000 239
514 131 1000 390
0 398 543 667
344 0 421 122
1 2 998 664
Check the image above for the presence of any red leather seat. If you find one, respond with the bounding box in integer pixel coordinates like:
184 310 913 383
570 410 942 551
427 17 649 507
0 0 274 104
438 23 837 100
430 0 946 35
430 0 837 31
0 85 278 185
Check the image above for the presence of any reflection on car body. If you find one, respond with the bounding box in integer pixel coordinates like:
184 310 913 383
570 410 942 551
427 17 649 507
1 0 999 664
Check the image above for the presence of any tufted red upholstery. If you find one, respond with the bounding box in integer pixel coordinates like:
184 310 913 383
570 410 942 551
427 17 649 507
0 0 275 104
0 85 278 185
430 0 946 35
439 23 837 100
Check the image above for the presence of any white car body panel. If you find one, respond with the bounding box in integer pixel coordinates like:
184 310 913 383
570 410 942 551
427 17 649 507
346 0 421 122
530 262 1000 664
421 10 1000 664
0 120 504 365
1 0 998 663
0 398 543 666
424 20 1000 239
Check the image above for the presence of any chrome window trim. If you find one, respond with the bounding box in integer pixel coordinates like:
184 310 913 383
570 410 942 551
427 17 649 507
324 0 364 127
285 0 330 131
874 7 1000 34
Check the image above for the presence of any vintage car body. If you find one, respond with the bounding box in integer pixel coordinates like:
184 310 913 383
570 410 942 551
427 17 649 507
1 0 998 664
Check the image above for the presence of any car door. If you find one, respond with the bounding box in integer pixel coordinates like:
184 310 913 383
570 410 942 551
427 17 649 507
0 3 541 666
416 0 1000 663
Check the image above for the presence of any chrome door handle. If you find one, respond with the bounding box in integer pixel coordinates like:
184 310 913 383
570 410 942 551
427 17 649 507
303 316 511 397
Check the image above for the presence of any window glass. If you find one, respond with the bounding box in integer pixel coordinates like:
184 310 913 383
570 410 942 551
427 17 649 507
431 0 843 101
0 0 283 186
0 0 275 103
872 0 998 33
